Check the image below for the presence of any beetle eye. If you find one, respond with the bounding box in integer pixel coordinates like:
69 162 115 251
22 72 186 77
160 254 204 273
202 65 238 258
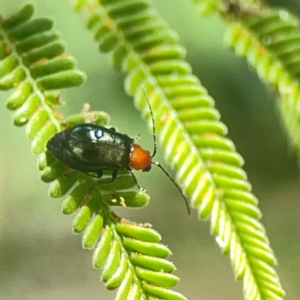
143 165 151 172
94 129 103 139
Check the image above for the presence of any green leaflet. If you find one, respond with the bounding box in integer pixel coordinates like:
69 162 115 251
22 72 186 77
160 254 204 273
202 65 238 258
26 109 49 138
105 253 128 290
129 253 175 273
0 55 18 78
102 240 122 281
16 32 61 53
6 81 32 109
93 226 113 269
1 4 34 30
49 173 79 198
73 205 94 233
40 159 65 182
115 270 134 300
31 121 57 154
23 41 65 66
115 223 161 242
13 93 40 126
62 181 91 215
136 267 179 288
0 67 26 90
65 111 110 126
123 238 171 258
82 214 104 249
102 190 150 208
142 284 187 300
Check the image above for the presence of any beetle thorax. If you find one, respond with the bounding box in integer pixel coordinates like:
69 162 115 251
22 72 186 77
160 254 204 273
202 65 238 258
129 143 152 171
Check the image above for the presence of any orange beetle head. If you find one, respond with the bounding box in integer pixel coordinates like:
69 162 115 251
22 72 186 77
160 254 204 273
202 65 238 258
129 144 152 172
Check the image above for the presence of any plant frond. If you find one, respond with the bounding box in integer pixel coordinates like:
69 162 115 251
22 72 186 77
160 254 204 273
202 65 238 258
82 207 186 300
224 8 300 158
0 4 150 211
76 0 285 299
193 1 300 158
43 170 184 298
2 4 185 299
0 3 146 215
0 3 86 154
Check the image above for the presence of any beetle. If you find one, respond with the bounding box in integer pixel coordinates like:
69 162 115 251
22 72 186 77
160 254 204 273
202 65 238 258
46 94 190 214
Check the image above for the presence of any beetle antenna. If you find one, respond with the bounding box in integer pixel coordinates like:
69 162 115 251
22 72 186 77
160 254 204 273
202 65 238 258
142 87 157 158
142 88 190 214
152 161 191 215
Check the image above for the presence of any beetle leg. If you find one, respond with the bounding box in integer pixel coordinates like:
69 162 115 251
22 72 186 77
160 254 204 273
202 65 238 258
127 168 144 191
79 171 102 178
97 170 118 183
80 170 118 184
96 170 103 178
111 169 118 181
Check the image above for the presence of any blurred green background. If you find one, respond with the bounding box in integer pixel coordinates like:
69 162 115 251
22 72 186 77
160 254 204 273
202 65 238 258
1 0 300 299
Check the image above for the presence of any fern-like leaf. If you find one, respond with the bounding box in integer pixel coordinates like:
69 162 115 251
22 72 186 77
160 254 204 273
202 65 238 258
2 4 186 300
92 218 186 299
195 0 300 158
225 9 300 158
0 3 86 154
66 181 186 299
76 0 285 299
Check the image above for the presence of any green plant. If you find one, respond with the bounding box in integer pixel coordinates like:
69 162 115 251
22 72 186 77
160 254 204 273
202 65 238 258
2 0 299 299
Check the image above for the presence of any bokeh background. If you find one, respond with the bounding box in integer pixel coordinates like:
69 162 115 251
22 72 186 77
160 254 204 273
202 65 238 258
1 0 300 299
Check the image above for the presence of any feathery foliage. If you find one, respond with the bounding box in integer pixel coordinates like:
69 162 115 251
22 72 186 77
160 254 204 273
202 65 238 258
2 1 293 299
226 9 300 157
0 3 86 153
1 4 187 300
72 0 285 299
194 0 300 157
